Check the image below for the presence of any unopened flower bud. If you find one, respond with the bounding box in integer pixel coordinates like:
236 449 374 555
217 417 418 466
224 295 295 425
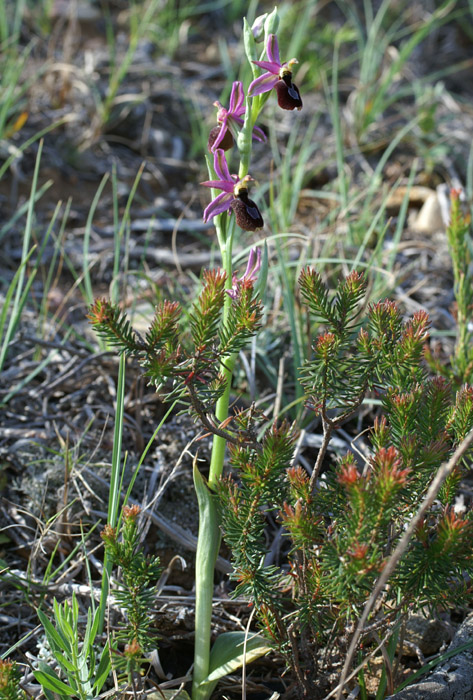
251 13 268 42
263 7 280 38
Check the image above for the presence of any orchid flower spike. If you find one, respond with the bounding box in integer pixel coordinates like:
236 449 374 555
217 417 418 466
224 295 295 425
248 34 302 111
227 248 262 299
208 81 266 153
201 149 264 231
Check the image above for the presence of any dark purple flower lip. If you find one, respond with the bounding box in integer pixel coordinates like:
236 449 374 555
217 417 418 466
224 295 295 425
275 73 302 111
208 125 234 152
231 187 264 231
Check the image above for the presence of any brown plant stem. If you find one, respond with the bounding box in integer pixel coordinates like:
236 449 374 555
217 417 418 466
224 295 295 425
309 388 369 492
309 418 333 492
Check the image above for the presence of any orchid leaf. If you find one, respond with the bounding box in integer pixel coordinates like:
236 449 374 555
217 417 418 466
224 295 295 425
200 630 271 693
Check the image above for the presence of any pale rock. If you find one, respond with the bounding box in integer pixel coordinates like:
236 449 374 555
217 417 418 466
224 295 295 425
412 193 445 233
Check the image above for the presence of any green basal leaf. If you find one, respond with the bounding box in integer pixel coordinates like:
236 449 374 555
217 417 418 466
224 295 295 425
42 688 56 700
204 630 271 685
34 665 76 697
37 608 71 655
57 614 75 643
50 651 77 674
82 607 94 656
93 644 112 694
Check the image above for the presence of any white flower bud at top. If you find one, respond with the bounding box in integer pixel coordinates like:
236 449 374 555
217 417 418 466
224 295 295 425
251 13 268 42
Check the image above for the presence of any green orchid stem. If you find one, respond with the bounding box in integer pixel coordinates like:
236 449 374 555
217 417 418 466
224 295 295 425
193 87 263 699
192 210 235 700
209 214 236 488
208 351 237 488
238 96 260 180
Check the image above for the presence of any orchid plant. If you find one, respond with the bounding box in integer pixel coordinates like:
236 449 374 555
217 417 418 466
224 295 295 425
89 8 304 700
193 13 303 699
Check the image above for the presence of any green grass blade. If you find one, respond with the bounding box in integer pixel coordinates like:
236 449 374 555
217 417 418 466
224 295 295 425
0 245 36 361
0 140 44 371
82 172 110 307
111 162 145 305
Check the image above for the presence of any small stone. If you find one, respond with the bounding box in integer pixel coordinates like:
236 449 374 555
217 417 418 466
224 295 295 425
401 614 452 657
412 193 444 233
